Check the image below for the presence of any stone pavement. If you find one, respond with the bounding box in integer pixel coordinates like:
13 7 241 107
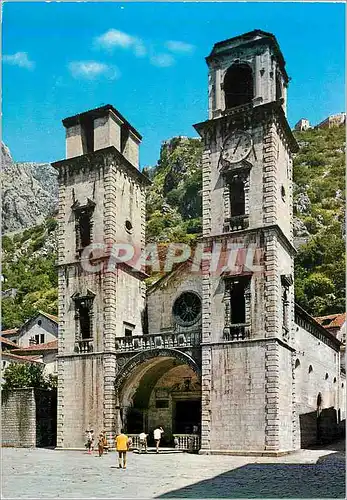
2 441 345 499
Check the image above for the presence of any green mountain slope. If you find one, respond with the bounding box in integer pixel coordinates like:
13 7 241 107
1 126 345 328
292 125 345 315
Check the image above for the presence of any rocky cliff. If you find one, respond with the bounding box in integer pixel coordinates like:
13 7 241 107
1 143 58 234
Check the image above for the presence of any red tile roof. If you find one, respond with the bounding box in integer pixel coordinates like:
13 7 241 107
315 313 346 330
11 340 58 354
2 352 42 364
0 336 18 348
0 328 19 336
38 311 58 323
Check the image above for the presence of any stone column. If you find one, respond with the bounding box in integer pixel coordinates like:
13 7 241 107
264 341 280 451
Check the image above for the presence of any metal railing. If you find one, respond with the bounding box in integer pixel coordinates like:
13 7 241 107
223 324 250 341
115 330 201 352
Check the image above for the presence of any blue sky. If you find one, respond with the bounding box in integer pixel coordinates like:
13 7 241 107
2 2 345 168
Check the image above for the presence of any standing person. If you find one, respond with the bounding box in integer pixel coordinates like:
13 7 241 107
139 431 148 454
102 431 109 454
85 429 94 454
153 427 164 454
98 433 105 457
115 429 129 469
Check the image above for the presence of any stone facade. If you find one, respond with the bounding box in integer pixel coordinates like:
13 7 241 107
55 32 344 454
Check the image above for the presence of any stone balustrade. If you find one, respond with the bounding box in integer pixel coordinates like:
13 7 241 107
223 323 250 341
224 214 249 232
115 330 201 352
127 434 140 450
173 434 200 451
75 338 93 353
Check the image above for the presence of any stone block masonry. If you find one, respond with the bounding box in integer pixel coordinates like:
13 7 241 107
1 388 57 448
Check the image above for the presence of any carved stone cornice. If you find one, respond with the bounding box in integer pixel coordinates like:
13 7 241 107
52 146 151 187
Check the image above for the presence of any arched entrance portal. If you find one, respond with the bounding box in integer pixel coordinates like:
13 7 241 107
116 351 201 446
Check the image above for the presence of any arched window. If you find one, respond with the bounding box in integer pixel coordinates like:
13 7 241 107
295 359 300 369
224 64 253 109
333 377 337 383
325 373 329 380
308 365 313 374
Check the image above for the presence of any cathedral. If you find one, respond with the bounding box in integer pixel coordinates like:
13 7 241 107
52 30 345 455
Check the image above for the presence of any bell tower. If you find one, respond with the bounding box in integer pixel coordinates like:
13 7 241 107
194 30 299 454
53 105 150 449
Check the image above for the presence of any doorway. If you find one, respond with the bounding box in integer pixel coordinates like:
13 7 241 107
174 400 201 434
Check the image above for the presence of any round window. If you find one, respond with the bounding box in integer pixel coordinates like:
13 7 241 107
173 292 202 326
125 220 133 233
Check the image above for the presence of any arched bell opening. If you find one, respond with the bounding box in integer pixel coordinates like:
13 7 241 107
224 63 254 109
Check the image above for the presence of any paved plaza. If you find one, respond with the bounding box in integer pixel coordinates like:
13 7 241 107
2 442 345 499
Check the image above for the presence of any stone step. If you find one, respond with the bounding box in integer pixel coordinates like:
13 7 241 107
132 447 185 454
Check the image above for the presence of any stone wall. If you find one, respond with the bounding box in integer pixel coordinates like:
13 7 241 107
293 322 342 447
2 388 36 447
208 342 267 451
1 388 57 448
57 354 105 449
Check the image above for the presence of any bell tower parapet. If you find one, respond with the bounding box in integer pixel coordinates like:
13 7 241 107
63 104 142 168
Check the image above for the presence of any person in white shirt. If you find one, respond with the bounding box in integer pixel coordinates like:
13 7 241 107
153 427 164 454
139 432 148 454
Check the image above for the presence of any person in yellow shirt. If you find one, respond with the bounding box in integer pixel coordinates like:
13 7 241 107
115 429 129 469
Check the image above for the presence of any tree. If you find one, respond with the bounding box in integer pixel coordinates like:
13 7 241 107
2 363 56 393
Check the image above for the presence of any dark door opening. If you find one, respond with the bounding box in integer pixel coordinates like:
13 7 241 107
174 400 201 434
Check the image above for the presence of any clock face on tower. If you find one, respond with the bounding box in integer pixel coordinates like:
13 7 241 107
220 130 253 165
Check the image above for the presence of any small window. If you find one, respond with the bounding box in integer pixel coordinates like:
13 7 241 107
321 318 332 326
308 365 313 373
226 277 250 325
281 186 286 201
325 373 329 380
80 116 94 154
295 359 300 369
333 377 337 383
78 211 92 249
79 302 92 339
229 176 245 217
35 334 40 344
40 334 45 344
125 220 133 233
156 400 169 409
123 322 135 337
342 383 344 389
38 319 42 326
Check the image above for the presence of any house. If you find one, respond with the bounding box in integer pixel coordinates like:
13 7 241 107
294 118 311 131
1 311 58 348
316 112 346 129
316 313 346 372
0 328 19 344
315 313 346 343
0 336 19 351
11 340 58 376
